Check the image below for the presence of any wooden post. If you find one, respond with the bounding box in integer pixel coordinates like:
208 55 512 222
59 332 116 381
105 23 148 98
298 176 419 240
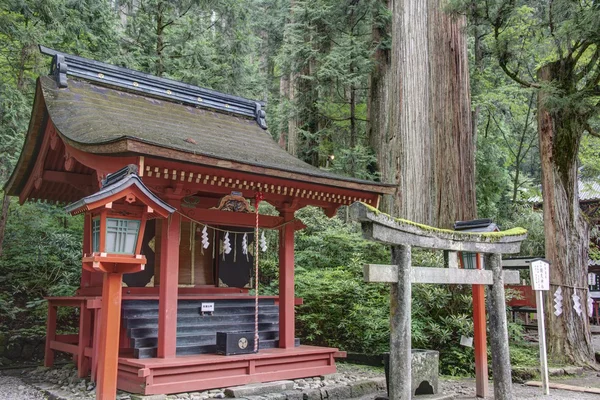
158 213 181 358
44 302 57 368
536 290 550 395
77 303 92 378
279 211 295 348
473 254 489 397
96 272 124 400
486 253 513 400
389 244 412 400
81 214 92 288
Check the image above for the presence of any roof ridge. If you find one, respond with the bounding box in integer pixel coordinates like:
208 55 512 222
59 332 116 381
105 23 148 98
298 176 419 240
39 45 267 130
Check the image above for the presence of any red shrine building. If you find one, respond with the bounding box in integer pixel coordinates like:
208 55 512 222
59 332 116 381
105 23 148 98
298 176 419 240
4 47 394 397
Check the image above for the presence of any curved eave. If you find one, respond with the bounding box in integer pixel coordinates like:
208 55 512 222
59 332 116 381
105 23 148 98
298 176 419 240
4 81 47 196
61 136 395 197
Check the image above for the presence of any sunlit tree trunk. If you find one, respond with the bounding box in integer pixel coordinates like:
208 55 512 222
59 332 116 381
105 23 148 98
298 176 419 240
538 63 594 365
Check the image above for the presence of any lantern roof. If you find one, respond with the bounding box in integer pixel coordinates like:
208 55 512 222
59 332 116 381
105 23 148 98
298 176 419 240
65 165 175 218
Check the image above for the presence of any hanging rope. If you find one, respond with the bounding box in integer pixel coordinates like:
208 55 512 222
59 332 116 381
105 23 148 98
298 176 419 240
176 210 297 233
254 192 264 352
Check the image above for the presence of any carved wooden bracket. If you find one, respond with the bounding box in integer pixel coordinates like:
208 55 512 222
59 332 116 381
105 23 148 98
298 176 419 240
217 194 252 213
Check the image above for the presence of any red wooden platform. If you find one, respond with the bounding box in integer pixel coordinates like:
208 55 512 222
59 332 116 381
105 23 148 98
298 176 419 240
117 345 342 395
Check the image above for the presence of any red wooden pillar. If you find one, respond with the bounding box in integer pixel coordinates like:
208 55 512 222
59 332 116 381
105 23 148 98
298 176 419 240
44 302 57 367
278 211 295 348
77 303 92 378
158 212 181 358
473 254 489 398
96 272 124 400
81 214 92 288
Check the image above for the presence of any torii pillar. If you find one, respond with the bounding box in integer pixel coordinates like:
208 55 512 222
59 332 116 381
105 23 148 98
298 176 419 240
350 202 527 400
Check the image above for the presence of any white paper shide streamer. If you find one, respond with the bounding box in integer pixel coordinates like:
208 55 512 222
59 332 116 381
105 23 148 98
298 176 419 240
242 233 248 255
553 287 563 316
201 226 210 249
572 290 582 316
260 231 267 252
224 232 232 254
588 293 594 318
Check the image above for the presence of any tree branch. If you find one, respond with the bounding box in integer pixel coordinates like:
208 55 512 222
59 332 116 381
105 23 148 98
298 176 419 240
584 122 600 138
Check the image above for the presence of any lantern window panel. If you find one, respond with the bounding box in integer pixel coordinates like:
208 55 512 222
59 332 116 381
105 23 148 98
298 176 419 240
92 218 101 253
105 218 141 254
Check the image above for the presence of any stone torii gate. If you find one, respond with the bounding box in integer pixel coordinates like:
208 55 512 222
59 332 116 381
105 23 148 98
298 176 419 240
349 202 527 400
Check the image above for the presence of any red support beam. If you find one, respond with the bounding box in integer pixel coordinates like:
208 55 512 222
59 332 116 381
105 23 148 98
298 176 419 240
96 272 124 400
473 253 489 398
181 208 288 230
158 211 181 358
278 211 295 348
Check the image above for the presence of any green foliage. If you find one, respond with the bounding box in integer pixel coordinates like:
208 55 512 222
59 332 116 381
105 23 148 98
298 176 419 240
0 196 83 333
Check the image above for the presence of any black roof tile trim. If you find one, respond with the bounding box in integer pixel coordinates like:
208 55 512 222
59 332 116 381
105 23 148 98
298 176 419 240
40 45 268 130
65 166 176 216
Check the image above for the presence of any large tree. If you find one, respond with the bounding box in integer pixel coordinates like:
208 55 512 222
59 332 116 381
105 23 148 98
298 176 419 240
478 0 600 364
376 0 476 226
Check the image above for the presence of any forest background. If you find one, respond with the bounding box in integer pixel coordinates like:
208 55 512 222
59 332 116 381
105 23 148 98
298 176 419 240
0 0 599 375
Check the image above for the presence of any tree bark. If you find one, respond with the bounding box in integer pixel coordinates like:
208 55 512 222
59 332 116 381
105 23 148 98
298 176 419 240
538 63 595 365
287 72 298 157
388 0 476 226
392 0 432 224
368 0 397 215
0 194 10 257
427 0 476 227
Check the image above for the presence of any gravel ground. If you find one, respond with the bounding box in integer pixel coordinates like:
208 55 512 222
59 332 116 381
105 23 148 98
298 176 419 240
440 374 600 399
0 371 47 400
1 358 600 399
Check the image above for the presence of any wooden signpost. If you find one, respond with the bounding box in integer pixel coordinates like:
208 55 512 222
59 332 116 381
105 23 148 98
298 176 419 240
350 202 527 400
530 259 550 396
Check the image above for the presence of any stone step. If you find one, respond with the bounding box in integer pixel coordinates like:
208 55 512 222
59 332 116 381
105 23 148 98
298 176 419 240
122 305 279 318
122 299 276 309
125 313 279 329
127 322 278 339
130 329 279 348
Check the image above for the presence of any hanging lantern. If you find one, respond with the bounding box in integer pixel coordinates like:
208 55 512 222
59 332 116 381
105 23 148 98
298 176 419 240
65 164 175 272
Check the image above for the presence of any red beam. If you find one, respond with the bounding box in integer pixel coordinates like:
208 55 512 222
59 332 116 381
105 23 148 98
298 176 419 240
55 334 79 343
50 341 78 354
180 208 287 230
42 170 94 187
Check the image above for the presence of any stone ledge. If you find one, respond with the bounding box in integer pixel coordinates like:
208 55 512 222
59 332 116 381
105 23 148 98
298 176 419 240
224 381 294 398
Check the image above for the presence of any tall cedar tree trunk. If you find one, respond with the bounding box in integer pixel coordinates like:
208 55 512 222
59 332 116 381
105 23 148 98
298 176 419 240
368 0 396 214
427 0 476 227
387 0 475 225
538 63 594 365
391 0 432 223
155 1 165 77
287 72 298 156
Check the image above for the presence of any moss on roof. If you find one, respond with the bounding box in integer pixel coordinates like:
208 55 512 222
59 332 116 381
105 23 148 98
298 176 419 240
41 76 391 188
